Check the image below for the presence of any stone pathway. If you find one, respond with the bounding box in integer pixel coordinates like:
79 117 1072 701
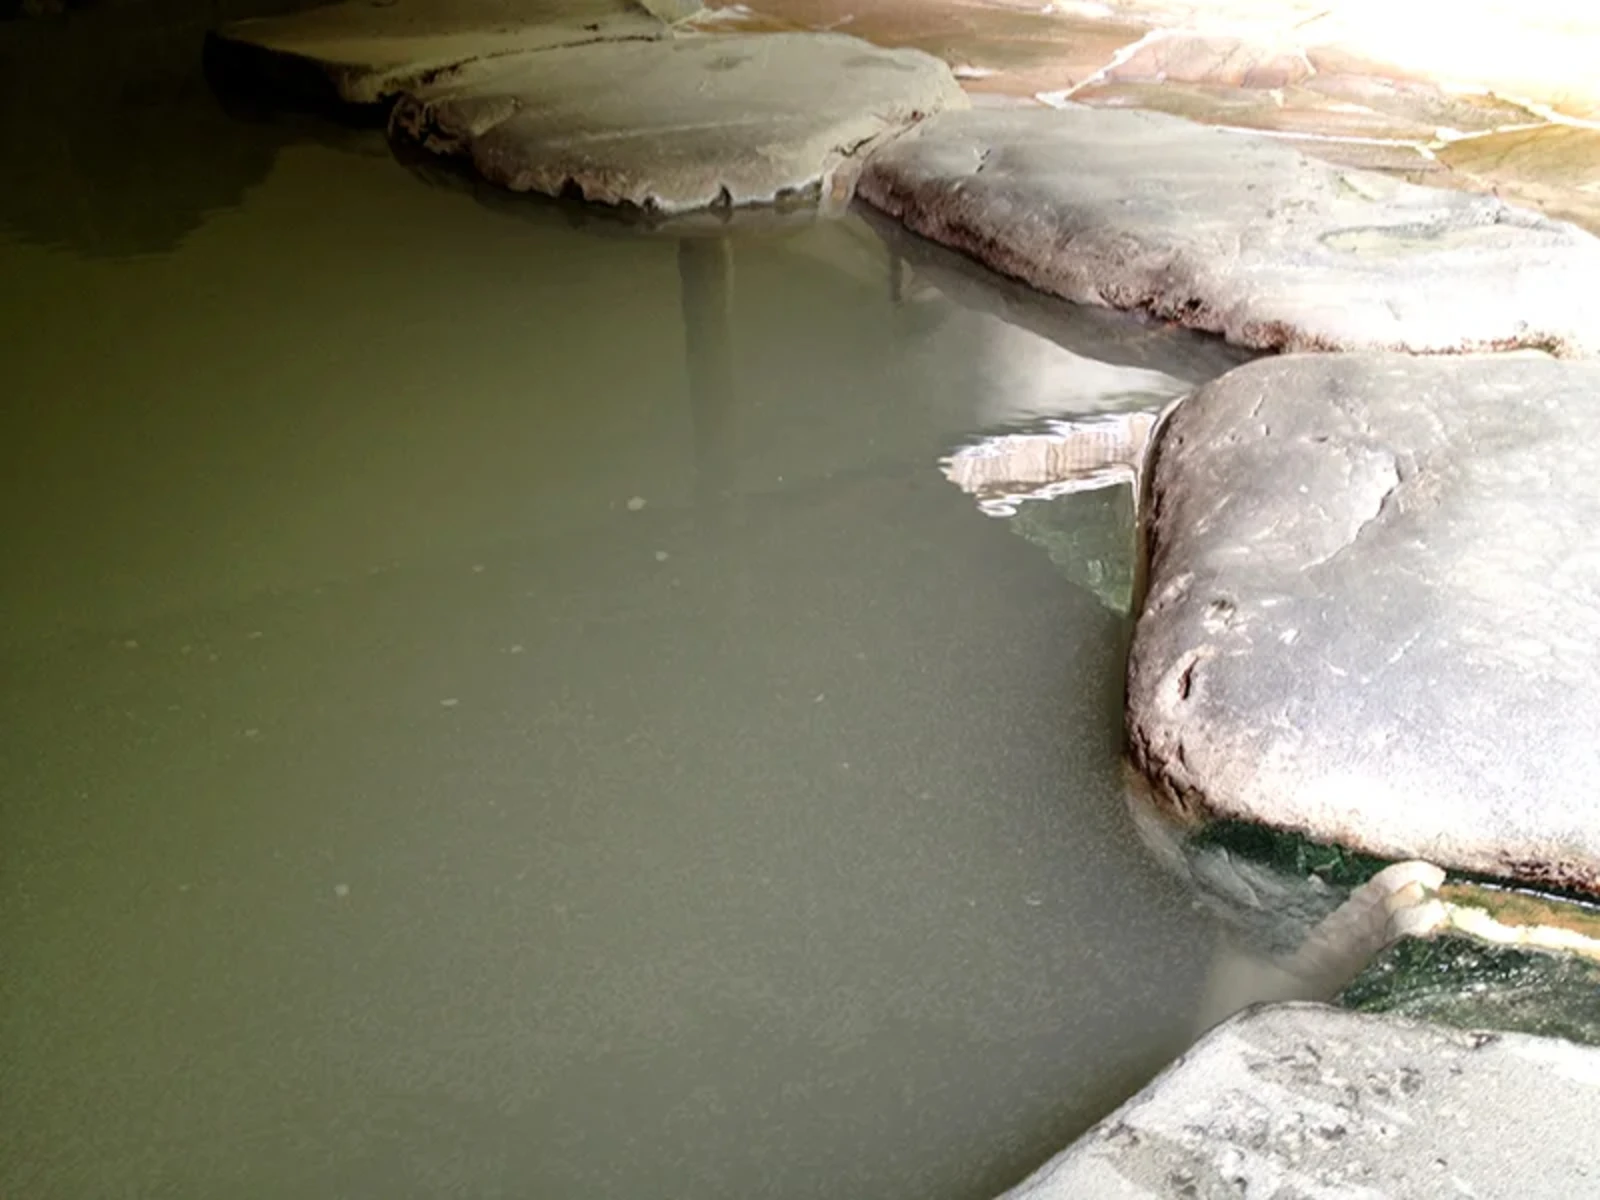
388 33 963 212
858 106 1600 355
211 1 967 215
999 1003 1600 1199
688 0 1600 236
194 0 1600 1194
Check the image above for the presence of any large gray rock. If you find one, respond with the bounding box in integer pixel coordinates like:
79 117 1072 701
1002 1002 1600 1200
857 106 1600 356
1127 353 1600 895
390 34 965 214
208 0 671 109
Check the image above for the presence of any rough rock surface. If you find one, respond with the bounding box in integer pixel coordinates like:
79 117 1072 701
1126 353 1600 895
856 106 1600 355
1439 124 1600 238
390 33 966 213
1001 1002 1600 1199
207 0 671 109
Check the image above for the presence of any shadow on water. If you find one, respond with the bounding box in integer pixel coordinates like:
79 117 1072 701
0 0 373 257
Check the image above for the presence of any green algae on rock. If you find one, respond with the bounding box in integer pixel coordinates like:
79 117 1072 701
1187 820 1395 892
1340 934 1600 1047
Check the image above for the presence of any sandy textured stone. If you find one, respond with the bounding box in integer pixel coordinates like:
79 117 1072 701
688 0 1148 100
207 0 671 109
1071 79 1439 141
1105 31 1312 88
857 106 1600 355
1127 353 1600 895
1302 74 1540 138
390 33 965 213
1002 1002 1600 1199
1247 135 1440 175
1046 0 1600 117
1439 124 1600 237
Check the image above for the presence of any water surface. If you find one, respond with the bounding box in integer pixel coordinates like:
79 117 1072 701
4 22 1247 1198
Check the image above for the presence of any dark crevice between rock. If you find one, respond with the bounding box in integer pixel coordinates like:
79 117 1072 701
202 30 390 125
1188 820 1396 890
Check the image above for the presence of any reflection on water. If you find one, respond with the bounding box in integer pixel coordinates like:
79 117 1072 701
3 15 1299 1199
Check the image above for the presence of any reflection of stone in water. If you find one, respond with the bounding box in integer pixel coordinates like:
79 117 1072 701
1006 488 1138 615
941 411 1160 516
678 236 738 511
0 9 324 257
940 409 1172 613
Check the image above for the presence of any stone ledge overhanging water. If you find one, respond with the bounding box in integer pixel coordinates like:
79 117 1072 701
1126 352 1600 897
856 105 1600 355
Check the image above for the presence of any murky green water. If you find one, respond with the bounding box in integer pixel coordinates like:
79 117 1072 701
4 15 1255 1199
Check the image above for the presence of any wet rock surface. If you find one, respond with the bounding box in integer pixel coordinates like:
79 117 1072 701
207 0 672 110
1002 1001 1600 1200
1127 353 1600 896
857 106 1600 355
390 33 965 213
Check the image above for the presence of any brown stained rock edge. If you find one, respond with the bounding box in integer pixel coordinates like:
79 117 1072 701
387 37 967 215
390 98 927 216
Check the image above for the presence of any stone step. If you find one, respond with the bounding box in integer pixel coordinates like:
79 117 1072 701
1001 1001 1600 1199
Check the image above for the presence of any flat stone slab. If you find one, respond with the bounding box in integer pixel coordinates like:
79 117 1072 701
1071 79 1443 142
208 0 671 109
856 106 1600 355
1126 353 1600 895
389 33 966 213
1002 1002 1600 1199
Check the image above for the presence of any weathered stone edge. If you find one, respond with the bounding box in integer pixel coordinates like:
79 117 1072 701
855 116 1600 358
